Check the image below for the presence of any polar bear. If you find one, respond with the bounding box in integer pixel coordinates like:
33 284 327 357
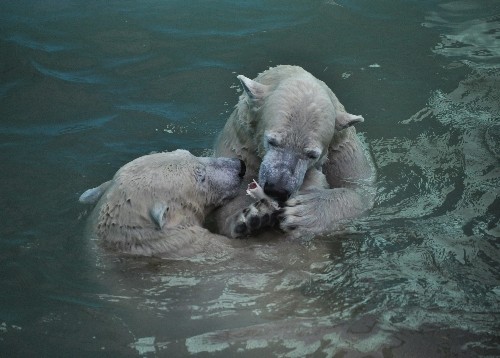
214 65 375 238
79 150 246 258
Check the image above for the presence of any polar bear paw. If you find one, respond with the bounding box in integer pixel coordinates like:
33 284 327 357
279 193 324 234
279 188 366 237
230 198 280 238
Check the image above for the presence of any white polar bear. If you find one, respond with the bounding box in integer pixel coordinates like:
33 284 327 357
213 65 375 238
79 150 246 258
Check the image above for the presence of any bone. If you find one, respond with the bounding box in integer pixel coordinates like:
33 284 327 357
246 180 280 210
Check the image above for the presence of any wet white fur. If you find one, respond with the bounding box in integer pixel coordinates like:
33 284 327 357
80 150 243 258
214 65 375 238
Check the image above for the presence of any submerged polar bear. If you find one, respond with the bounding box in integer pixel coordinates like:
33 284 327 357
214 65 375 238
79 150 246 258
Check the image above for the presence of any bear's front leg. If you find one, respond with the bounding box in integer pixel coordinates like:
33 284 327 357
214 186 280 238
221 180 280 238
279 188 368 238
229 198 280 238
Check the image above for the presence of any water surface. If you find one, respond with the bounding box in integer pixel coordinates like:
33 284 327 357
0 0 499 356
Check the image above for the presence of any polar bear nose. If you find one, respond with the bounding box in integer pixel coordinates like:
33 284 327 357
238 159 246 178
263 182 290 203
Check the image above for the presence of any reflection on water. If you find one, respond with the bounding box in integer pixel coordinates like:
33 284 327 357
0 0 499 356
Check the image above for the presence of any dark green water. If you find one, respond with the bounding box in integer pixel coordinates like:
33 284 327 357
1 0 499 356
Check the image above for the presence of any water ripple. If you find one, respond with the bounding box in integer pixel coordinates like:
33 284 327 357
0 115 117 137
7 34 74 53
102 54 152 69
117 103 186 121
0 81 21 98
31 61 106 84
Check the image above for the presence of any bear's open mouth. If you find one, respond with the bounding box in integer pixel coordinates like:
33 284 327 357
238 159 246 178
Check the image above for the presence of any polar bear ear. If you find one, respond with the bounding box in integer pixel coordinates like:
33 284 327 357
237 75 269 101
335 111 364 131
150 202 169 230
79 180 112 204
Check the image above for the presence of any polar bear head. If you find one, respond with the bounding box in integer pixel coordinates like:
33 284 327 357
80 150 245 255
236 66 364 202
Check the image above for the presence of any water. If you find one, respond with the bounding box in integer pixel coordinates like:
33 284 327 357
1 0 499 356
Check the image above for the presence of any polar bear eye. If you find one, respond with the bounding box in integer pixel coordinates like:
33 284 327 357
264 132 281 148
267 137 280 147
268 138 278 147
305 149 321 160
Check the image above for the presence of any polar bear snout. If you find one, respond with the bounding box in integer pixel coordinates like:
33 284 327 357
202 157 245 179
263 182 290 203
258 149 308 203
201 157 247 205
